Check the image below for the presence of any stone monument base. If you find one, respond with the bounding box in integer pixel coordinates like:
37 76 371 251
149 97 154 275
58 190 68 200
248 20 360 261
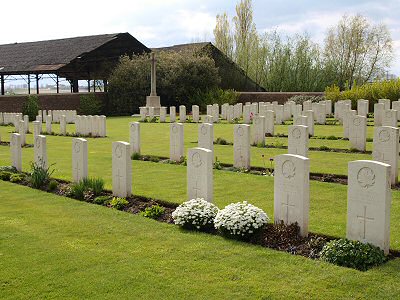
146 95 161 115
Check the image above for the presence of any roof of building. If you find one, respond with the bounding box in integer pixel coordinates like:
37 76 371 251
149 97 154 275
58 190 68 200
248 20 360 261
0 33 150 79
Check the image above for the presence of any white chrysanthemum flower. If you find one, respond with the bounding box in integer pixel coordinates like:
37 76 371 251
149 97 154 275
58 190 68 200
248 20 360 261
172 198 219 230
214 201 269 238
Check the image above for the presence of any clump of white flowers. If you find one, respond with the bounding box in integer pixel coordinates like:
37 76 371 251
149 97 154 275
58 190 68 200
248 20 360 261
214 201 269 238
172 198 219 230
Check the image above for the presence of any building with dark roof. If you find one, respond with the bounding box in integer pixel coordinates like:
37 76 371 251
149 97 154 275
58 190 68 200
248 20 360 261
155 42 265 92
0 33 150 94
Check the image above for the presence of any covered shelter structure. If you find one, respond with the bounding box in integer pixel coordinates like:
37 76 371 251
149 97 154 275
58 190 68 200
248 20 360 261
0 33 150 95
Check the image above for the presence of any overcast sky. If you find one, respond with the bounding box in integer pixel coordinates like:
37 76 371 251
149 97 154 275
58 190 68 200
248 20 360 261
2 0 399 75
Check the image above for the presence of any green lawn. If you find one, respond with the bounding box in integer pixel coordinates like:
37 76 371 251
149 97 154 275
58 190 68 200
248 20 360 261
1 181 400 300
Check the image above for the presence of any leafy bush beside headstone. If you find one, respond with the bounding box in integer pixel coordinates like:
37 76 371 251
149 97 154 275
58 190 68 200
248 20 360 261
22 95 40 121
109 197 129 210
172 198 219 231
319 238 387 271
141 205 165 219
214 201 269 239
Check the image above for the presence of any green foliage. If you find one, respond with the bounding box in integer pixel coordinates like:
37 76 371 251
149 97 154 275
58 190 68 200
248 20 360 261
109 197 129 210
93 195 112 205
189 88 239 112
71 177 104 200
325 79 400 105
29 161 54 189
0 166 18 173
0 171 13 181
319 145 330 151
215 137 229 145
140 205 165 219
108 50 220 115
10 173 25 183
288 95 326 105
22 95 40 121
327 135 338 140
214 157 223 170
79 94 103 115
131 152 141 160
48 180 58 191
320 239 387 271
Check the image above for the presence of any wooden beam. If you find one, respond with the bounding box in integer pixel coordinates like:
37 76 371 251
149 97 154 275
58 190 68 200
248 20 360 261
36 74 39 94
1 75 4 95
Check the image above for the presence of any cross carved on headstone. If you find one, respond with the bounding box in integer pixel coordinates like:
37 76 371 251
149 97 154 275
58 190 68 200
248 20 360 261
193 179 201 198
281 194 295 224
357 205 374 240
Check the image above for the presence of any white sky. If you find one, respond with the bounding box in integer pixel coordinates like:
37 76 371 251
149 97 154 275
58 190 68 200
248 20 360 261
2 0 399 75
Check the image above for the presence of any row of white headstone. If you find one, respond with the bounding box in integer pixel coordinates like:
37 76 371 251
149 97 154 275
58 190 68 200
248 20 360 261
75 115 107 137
38 110 77 123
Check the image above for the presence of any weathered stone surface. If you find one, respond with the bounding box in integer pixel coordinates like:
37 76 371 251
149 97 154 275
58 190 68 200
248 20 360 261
274 154 310 237
234 124 250 169
112 141 132 197
187 147 213 202
129 122 140 155
347 160 391 254
10 133 22 171
288 125 308 157
34 135 47 168
252 115 265 146
198 123 214 152
349 115 367 151
170 123 184 161
72 138 88 182
170 107 176 122
192 105 199 123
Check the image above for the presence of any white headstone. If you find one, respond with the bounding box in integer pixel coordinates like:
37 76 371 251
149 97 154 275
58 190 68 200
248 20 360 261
212 104 219 123
198 123 213 152
129 122 140 155
374 103 384 127
60 115 67 136
325 100 332 115
204 115 213 124
170 107 176 122
378 99 391 110
373 126 399 185
234 124 250 169
99 116 107 137
19 120 26 146
149 107 155 119
23 115 29 133
243 105 251 124
34 135 47 168
343 110 356 139
187 147 213 202
274 154 310 237
347 160 391 254
72 138 88 182
170 123 184 161
357 99 369 117
10 133 22 171
288 125 308 157
382 110 397 127
179 105 186 122
139 107 147 121
32 121 41 137
275 105 284 125
252 115 265 146
159 107 167 122
46 115 52 133
349 115 367 151
303 111 314 136
112 141 132 198
391 101 400 120
192 105 199 123
265 110 275 136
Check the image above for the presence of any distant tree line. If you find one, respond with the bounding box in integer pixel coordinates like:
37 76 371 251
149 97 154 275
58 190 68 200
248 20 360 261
214 0 393 92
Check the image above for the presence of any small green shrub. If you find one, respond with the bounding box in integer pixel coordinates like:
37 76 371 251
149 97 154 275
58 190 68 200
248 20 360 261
71 177 104 200
79 94 102 115
319 239 387 271
215 137 229 145
0 171 13 181
326 135 338 140
319 145 330 151
149 156 160 163
10 174 25 183
22 95 40 121
141 205 165 219
93 195 112 205
0 166 18 173
131 152 141 160
256 142 265 148
109 197 129 210
48 180 58 191
29 161 54 189
214 157 223 170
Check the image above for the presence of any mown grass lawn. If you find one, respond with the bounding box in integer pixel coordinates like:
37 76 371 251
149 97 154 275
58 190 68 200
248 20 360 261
1 181 400 300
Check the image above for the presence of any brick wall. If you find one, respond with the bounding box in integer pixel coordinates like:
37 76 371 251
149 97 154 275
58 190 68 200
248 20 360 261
0 92 108 113
238 92 324 104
